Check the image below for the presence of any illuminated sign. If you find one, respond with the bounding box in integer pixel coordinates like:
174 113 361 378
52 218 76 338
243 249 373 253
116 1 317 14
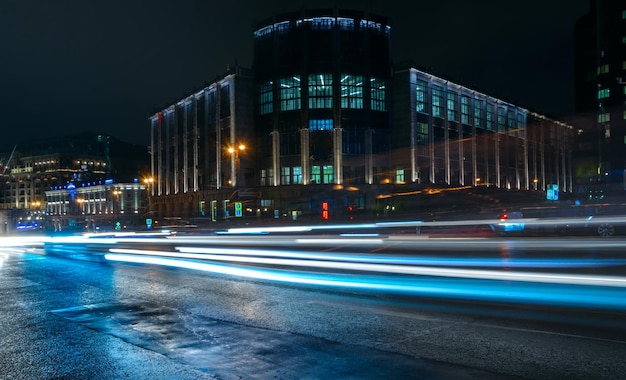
546 184 559 201
322 201 329 220
234 202 242 217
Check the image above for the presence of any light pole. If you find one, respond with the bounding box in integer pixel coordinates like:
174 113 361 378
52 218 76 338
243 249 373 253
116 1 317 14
143 177 154 215
228 144 245 187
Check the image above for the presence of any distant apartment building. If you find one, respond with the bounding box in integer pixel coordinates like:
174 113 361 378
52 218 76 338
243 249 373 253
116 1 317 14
574 0 626 191
148 8 575 222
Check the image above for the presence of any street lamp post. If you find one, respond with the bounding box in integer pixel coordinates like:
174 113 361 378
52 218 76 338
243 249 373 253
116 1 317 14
143 177 154 215
228 144 245 187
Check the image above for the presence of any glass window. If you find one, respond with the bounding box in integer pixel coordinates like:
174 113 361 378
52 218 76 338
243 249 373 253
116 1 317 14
340 74 364 109
517 113 526 139
308 74 332 109
416 122 428 147
311 17 334 30
461 96 471 125
432 86 443 118
473 99 483 129
497 107 506 132
275 21 290 34
486 104 494 131
597 64 609 75
311 166 321 184
293 167 303 184
281 167 290 185
597 88 610 99
280 76 301 111
598 113 610 123
446 91 458 121
416 80 428 114
371 78 387 112
507 110 515 136
337 17 354 30
395 169 405 183
258 81 273 115
323 165 334 184
260 169 266 186
309 119 333 130
220 85 230 118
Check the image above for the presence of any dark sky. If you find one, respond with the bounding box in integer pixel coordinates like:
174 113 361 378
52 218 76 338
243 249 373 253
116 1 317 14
0 0 590 148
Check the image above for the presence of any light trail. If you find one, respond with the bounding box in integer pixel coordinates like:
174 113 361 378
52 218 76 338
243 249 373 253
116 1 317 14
103 252 626 311
173 246 626 269
107 247 626 288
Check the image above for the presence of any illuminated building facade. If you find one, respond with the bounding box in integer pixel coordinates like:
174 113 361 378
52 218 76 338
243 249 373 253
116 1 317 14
45 181 147 232
392 68 575 192
574 0 626 190
0 133 150 233
252 9 392 217
148 66 255 220
148 8 575 222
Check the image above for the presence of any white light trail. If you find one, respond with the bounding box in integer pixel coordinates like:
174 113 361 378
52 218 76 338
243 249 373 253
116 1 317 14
107 247 626 288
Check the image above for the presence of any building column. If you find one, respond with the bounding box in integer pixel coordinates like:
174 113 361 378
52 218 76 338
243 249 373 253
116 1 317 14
333 127 343 185
271 131 280 186
301 128 310 185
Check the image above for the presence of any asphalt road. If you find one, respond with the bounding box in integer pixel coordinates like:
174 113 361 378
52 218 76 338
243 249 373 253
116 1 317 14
1 235 626 379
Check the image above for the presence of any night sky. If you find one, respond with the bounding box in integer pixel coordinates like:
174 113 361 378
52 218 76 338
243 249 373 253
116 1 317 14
1 0 589 149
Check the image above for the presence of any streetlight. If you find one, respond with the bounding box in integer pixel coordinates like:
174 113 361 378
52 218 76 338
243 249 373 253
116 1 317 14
228 144 245 187
143 177 154 215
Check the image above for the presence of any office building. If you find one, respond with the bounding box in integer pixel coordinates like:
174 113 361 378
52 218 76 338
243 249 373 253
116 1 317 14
148 8 575 222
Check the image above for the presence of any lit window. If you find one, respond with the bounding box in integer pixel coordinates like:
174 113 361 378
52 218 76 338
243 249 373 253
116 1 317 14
308 74 332 109
416 122 428 146
258 81 273 115
311 166 321 184
260 169 267 186
461 96 471 125
310 17 334 30
431 86 443 118
275 21 290 34
395 169 405 183
597 88 610 99
416 80 428 114
473 99 483 129
497 107 506 132
309 119 333 130
370 78 387 112
280 77 301 111
322 165 334 184
337 17 354 30
597 64 609 75
486 104 494 131
446 91 458 121
340 74 364 109
281 167 290 185
293 167 303 184
598 113 610 123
